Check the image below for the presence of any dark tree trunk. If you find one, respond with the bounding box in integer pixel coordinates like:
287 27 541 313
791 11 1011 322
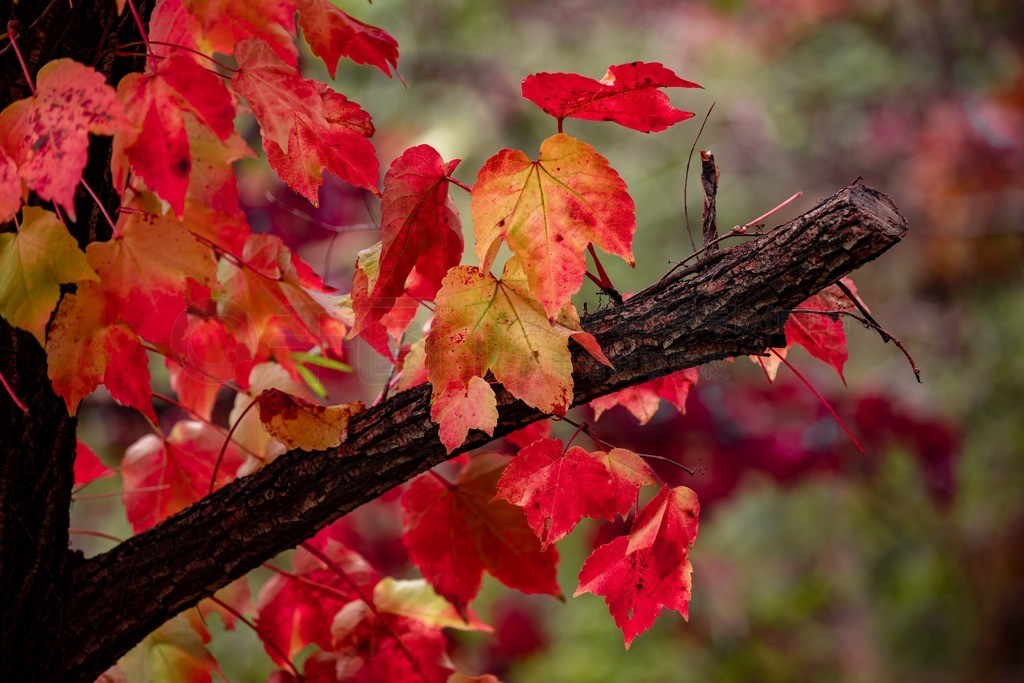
0 2 152 680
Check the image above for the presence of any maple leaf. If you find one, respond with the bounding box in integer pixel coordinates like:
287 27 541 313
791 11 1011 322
327 602 453 683
522 62 699 133
496 438 655 549
255 388 364 451
228 362 324 468
402 453 561 614
0 59 122 219
167 316 254 421
86 212 217 345
784 278 860 381
0 206 96 343
216 233 352 367
118 614 219 683
113 53 234 214
590 367 700 424
74 441 113 487
471 133 635 318
231 38 379 204
348 241 422 358
45 282 155 418
121 421 244 533
352 145 462 336
431 377 499 454
181 0 299 65
425 258 611 452
256 541 378 666
575 485 700 647
297 0 400 78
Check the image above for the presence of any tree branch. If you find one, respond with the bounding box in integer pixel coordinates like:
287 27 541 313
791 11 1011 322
56 182 908 680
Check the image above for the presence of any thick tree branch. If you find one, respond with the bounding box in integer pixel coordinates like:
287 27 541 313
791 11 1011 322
56 182 907 680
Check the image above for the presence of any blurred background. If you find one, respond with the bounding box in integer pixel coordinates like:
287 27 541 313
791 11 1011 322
73 0 1024 681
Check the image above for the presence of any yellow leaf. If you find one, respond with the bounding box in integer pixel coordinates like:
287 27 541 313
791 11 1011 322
256 388 364 451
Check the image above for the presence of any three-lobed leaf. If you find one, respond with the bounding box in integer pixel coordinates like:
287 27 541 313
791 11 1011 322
0 207 96 343
230 38 379 204
471 133 635 319
496 438 655 549
576 485 700 647
297 0 400 78
0 59 122 219
425 258 610 451
402 453 561 614
522 61 699 133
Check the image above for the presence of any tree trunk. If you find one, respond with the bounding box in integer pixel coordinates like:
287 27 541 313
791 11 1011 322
0 1 152 679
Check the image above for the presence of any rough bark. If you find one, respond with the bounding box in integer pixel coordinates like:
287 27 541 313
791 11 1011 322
47 182 908 681
0 1 152 680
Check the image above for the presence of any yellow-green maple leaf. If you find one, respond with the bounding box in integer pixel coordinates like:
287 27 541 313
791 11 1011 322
471 133 635 319
425 257 609 451
0 207 96 343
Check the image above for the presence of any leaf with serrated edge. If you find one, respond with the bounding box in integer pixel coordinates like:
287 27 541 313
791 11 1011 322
472 133 635 318
426 257 610 451
576 485 700 647
496 438 654 548
0 207 96 343
522 62 699 133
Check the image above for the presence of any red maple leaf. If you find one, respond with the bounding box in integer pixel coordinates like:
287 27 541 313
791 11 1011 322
402 453 561 614
0 59 122 219
522 62 699 133
114 53 234 214
575 485 700 647
495 438 655 549
256 541 378 667
590 367 700 424
785 278 860 381
352 145 462 336
297 0 400 78
231 38 379 204
120 421 244 533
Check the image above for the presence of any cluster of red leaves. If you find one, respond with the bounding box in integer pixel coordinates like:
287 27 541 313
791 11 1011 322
0 1 927 680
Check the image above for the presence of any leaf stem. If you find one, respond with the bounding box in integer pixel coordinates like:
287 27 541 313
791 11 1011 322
0 369 29 414
771 349 864 454
207 595 302 680
6 22 35 95
209 395 258 495
447 176 472 194
124 0 150 52
80 179 117 235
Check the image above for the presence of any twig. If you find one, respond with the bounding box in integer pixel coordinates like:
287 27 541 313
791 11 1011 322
699 150 719 254
790 308 922 382
772 349 865 454
683 104 715 252
0 369 29 413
